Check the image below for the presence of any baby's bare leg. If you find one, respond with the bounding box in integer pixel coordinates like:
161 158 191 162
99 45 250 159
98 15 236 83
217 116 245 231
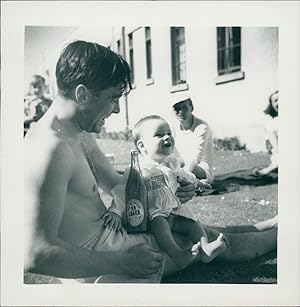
150 216 195 269
172 216 227 263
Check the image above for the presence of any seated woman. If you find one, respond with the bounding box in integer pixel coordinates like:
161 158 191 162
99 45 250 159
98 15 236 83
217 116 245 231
253 90 279 176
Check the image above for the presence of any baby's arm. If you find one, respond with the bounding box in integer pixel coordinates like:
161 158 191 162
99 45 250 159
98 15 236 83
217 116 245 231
177 168 212 193
176 168 198 187
103 205 123 232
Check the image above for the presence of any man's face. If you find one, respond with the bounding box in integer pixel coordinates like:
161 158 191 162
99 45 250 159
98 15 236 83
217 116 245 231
173 100 193 122
138 119 175 162
82 84 123 133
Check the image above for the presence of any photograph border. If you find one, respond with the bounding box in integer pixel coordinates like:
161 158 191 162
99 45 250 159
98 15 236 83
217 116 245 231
1 1 300 306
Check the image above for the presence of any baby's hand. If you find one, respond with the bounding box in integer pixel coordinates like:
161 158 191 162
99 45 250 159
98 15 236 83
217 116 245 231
197 179 212 191
102 212 124 232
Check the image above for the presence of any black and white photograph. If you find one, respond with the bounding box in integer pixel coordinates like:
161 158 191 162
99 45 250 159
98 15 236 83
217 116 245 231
1 1 300 306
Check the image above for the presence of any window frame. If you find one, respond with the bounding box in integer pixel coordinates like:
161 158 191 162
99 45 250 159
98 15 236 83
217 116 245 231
128 33 135 85
216 27 245 85
170 27 187 89
117 39 122 55
145 27 153 82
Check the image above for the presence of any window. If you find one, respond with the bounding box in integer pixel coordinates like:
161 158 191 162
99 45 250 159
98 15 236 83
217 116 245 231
128 33 135 83
217 27 241 75
171 27 186 86
145 27 153 80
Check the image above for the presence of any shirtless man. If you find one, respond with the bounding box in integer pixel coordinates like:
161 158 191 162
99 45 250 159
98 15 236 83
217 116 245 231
24 40 278 282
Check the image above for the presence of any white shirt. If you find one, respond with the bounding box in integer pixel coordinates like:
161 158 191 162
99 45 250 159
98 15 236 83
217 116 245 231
174 115 214 183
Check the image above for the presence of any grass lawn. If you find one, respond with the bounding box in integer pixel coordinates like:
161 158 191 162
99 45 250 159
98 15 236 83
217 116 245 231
24 138 277 284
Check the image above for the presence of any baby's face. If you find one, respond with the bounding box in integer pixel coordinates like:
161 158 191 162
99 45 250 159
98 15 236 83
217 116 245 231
139 119 175 162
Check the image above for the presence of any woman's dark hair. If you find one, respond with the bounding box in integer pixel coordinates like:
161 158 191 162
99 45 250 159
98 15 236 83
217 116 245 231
56 40 132 98
264 90 278 118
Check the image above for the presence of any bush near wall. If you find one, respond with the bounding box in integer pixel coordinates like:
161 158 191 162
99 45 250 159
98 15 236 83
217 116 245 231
96 129 247 152
213 136 247 151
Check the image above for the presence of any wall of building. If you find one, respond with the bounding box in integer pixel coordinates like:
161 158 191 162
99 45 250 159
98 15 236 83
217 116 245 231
107 26 278 152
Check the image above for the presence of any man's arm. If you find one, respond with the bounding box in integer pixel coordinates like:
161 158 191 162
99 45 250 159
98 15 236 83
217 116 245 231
24 138 163 278
83 133 125 194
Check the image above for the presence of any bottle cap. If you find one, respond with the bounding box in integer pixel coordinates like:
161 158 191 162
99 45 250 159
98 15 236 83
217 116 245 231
130 149 139 157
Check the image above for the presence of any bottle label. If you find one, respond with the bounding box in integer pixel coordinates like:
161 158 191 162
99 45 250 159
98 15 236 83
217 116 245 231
127 199 145 227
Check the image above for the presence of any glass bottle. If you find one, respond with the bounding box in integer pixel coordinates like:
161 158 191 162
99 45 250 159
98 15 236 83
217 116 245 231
125 150 148 233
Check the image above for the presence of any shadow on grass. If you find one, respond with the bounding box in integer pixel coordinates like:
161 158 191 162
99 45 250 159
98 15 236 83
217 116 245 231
162 250 277 284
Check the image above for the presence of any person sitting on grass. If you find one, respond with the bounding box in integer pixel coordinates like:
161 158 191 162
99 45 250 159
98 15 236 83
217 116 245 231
104 115 229 269
253 90 278 176
172 96 214 187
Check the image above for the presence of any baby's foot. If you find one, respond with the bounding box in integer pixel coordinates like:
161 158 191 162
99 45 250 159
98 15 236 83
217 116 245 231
200 233 228 263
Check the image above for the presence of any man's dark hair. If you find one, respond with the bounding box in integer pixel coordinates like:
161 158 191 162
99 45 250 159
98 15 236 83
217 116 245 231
56 40 132 98
173 98 194 112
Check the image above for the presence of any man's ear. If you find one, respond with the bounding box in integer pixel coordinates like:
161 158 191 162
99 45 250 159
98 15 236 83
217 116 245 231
75 84 88 105
136 140 145 153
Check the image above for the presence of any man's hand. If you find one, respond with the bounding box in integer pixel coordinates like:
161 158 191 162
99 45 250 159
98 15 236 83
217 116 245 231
120 244 165 278
103 212 123 232
176 180 195 203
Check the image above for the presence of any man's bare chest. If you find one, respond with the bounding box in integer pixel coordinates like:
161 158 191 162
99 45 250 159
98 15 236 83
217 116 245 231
69 146 99 199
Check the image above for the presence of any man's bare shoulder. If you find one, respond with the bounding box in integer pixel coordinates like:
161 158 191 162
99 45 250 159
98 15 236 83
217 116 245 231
24 124 76 177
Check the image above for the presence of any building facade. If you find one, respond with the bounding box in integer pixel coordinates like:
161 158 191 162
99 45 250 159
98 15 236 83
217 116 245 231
38 26 278 152
108 26 278 152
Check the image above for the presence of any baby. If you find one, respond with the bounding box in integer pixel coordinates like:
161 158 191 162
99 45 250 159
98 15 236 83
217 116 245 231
104 115 228 269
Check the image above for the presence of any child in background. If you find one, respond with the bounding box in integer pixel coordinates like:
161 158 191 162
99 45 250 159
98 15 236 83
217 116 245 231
103 115 228 269
24 75 52 135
